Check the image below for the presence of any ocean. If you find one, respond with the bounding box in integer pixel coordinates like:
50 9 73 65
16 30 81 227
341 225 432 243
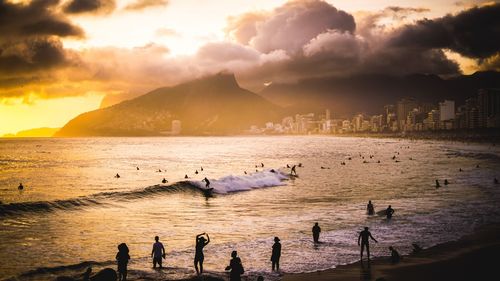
1 136 499 280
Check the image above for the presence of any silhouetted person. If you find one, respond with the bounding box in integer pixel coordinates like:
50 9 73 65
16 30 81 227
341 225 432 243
386 205 394 219
18 183 23 190
270 169 276 173
184 174 188 179
201 167 203 171
358 227 377 261
291 165 297 175
494 178 499 184
115 173 120 178
271 237 281 271
82 267 92 281
389 246 401 264
194 233 210 275
151 236 165 269
476 164 480 168
287 164 290 168
158 169 162 172
459 168 463 172
367 200 375 215
136 167 139 170
298 163 302 167
195 170 199 174
203 177 210 188
444 179 449 185
312 222 321 243
116 243 130 281
225 250 244 281
261 163 264 167
162 178 167 184
435 180 441 188
244 171 247 174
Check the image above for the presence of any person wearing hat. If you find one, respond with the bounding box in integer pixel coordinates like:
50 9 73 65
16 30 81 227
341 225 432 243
271 237 281 271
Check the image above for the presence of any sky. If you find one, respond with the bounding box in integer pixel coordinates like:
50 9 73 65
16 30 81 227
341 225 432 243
0 0 499 135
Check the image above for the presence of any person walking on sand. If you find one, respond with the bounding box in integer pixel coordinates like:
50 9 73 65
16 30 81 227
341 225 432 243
367 200 375 215
116 243 130 281
358 227 378 261
225 250 244 281
312 222 321 243
271 237 281 271
386 205 395 219
194 233 210 275
151 236 165 269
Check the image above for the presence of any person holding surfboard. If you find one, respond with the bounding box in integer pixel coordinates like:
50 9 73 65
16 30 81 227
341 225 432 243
386 205 395 219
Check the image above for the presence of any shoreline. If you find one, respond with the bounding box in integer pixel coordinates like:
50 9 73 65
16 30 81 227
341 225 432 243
282 224 500 281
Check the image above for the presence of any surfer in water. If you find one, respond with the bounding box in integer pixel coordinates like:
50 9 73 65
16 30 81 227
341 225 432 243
195 170 198 174
435 179 441 188
184 174 189 179
386 205 395 219
367 200 375 215
151 236 166 269
194 233 210 275
444 179 449 185
162 178 167 184
291 165 297 175
18 183 23 190
203 177 210 188
358 227 378 261
312 222 321 243
115 173 120 178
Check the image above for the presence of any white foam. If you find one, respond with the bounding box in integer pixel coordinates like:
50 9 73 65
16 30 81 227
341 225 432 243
189 169 289 194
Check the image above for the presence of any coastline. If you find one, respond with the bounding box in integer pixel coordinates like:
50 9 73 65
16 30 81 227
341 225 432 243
282 225 500 281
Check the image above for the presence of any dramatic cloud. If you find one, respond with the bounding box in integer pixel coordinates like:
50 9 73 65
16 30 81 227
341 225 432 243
226 0 355 54
124 0 168 11
389 2 500 59
63 0 116 14
0 0 84 40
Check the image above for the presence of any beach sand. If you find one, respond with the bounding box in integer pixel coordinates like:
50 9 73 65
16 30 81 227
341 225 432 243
282 225 499 281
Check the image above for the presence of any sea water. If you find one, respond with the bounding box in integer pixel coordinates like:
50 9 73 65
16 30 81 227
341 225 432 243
1 136 499 280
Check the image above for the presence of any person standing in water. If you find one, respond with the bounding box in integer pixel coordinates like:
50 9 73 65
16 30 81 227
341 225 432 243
358 227 378 261
312 222 321 243
386 205 395 219
151 236 165 269
367 200 375 215
271 237 281 271
18 183 23 190
116 243 130 281
225 250 244 281
435 180 441 188
291 165 297 175
203 177 210 188
194 233 210 275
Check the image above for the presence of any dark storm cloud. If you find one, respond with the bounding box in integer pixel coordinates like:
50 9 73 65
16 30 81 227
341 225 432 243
0 0 84 39
390 3 500 58
63 0 116 14
0 38 77 76
124 0 168 11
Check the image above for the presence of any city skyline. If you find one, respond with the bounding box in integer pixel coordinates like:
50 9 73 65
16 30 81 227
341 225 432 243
1 0 499 135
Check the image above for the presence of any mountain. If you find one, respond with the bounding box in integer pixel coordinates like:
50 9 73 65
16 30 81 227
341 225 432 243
259 71 500 117
2 127 60 138
55 73 283 136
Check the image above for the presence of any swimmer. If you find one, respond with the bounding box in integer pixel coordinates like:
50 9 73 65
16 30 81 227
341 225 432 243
18 183 24 190
162 178 167 184
261 163 264 168
444 179 449 185
435 180 440 188
136 167 140 170
115 173 120 178
195 170 199 174
201 167 203 172
244 171 247 174
185 174 189 179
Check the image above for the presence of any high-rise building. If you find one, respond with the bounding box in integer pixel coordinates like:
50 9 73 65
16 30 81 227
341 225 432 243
477 88 500 128
439 100 455 121
396 98 418 131
171 120 181 135
465 97 479 129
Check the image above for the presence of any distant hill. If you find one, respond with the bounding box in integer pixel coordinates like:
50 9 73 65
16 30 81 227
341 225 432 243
2 127 60 138
55 73 283 136
259 71 500 117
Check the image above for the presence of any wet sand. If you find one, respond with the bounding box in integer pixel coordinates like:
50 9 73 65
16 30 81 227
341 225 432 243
283 225 499 281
